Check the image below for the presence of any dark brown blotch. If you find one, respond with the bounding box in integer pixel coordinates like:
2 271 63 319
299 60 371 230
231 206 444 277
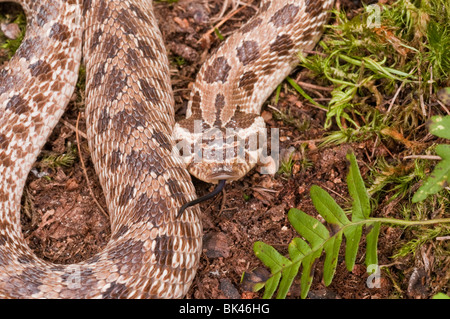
301 27 316 43
97 0 109 22
49 23 70 42
97 108 110 135
226 111 259 130
236 41 260 66
152 131 172 152
118 9 138 35
111 110 144 135
16 37 44 61
139 79 160 103
0 133 9 150
17 254 33 264
102 282 129 299
203 56 231 84
269 34 295 57
83 0 92 15
138 39 157 60
108 150 121 172
305 0 322 15
0 234 7 246
112 225 129 240
6 94 29 115
154 234 175 267
35 2 59 27
13 267 45 295
92 61 107 88
118 185 135 207
269 4 300 27
90 29 103 50
129 3 151 24
104 35 121 59
29 60 51 79
240 18 262 34
238 70 257 92
126 149 165 176
105 66 127 101
213 93 225 126
167 178 186 204
190 91 202 116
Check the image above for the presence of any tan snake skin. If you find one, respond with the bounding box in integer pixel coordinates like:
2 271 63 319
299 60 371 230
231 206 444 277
0 0 333 298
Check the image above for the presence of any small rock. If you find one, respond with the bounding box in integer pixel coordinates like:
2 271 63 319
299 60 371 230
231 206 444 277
407 267 429 299
65 178 79 191
308 288 341 299
1 22 20 39
203 232 230 258
186 2 210 25
220 278 240 299
170 43 198 62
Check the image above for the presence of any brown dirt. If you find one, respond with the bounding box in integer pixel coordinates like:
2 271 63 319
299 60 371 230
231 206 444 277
0 0 445 299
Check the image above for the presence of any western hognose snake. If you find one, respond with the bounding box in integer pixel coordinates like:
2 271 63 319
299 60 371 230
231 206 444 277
0 0 333 298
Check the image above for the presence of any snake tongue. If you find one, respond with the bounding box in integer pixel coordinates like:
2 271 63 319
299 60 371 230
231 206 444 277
176 180 226 218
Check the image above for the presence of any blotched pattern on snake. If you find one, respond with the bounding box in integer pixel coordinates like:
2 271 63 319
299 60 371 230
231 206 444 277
0 0 333 298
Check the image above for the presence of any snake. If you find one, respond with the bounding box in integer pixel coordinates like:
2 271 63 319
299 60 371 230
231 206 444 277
0 0 333 298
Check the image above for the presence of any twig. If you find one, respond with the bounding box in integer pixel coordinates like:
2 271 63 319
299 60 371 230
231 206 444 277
61 118 88 139
436 100 450 115
386 67 416 116
403 155 442 161
75 112 108 218
199 3 249 43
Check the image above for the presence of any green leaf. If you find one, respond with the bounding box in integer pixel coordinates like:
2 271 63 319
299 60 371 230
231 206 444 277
253 241 291 298
323 232 343 286
289 237 322 299
310 185 350 226
365 222 381 273
346 152 371 220
300 250 323 299
428 115 450 139
432 292 450 299
263 273 282 299
276 261 301 299
343 224 363 272
412 144 450 203
288 208 329 248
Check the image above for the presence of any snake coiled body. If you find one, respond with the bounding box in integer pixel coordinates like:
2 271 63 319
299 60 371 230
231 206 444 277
0 0 333 298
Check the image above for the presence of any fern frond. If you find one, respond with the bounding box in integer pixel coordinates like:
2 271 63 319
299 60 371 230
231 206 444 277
254 151 379 298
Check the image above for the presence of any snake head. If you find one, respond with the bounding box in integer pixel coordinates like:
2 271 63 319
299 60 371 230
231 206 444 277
173 115 272 184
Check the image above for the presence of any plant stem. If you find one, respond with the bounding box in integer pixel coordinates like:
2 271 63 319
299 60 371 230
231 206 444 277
360 217 450 227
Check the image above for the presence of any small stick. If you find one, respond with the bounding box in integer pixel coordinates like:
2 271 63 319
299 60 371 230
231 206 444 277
403 155 442 161
199 4 249 43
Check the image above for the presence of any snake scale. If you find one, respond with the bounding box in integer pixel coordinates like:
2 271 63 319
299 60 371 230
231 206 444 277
0 0 333 298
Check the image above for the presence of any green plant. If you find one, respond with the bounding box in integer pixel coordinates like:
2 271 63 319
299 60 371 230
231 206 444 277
39 143 77 170
412 115 450 202
253 151 450 299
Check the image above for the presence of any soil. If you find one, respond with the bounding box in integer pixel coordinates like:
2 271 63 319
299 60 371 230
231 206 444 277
0 0 447 299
